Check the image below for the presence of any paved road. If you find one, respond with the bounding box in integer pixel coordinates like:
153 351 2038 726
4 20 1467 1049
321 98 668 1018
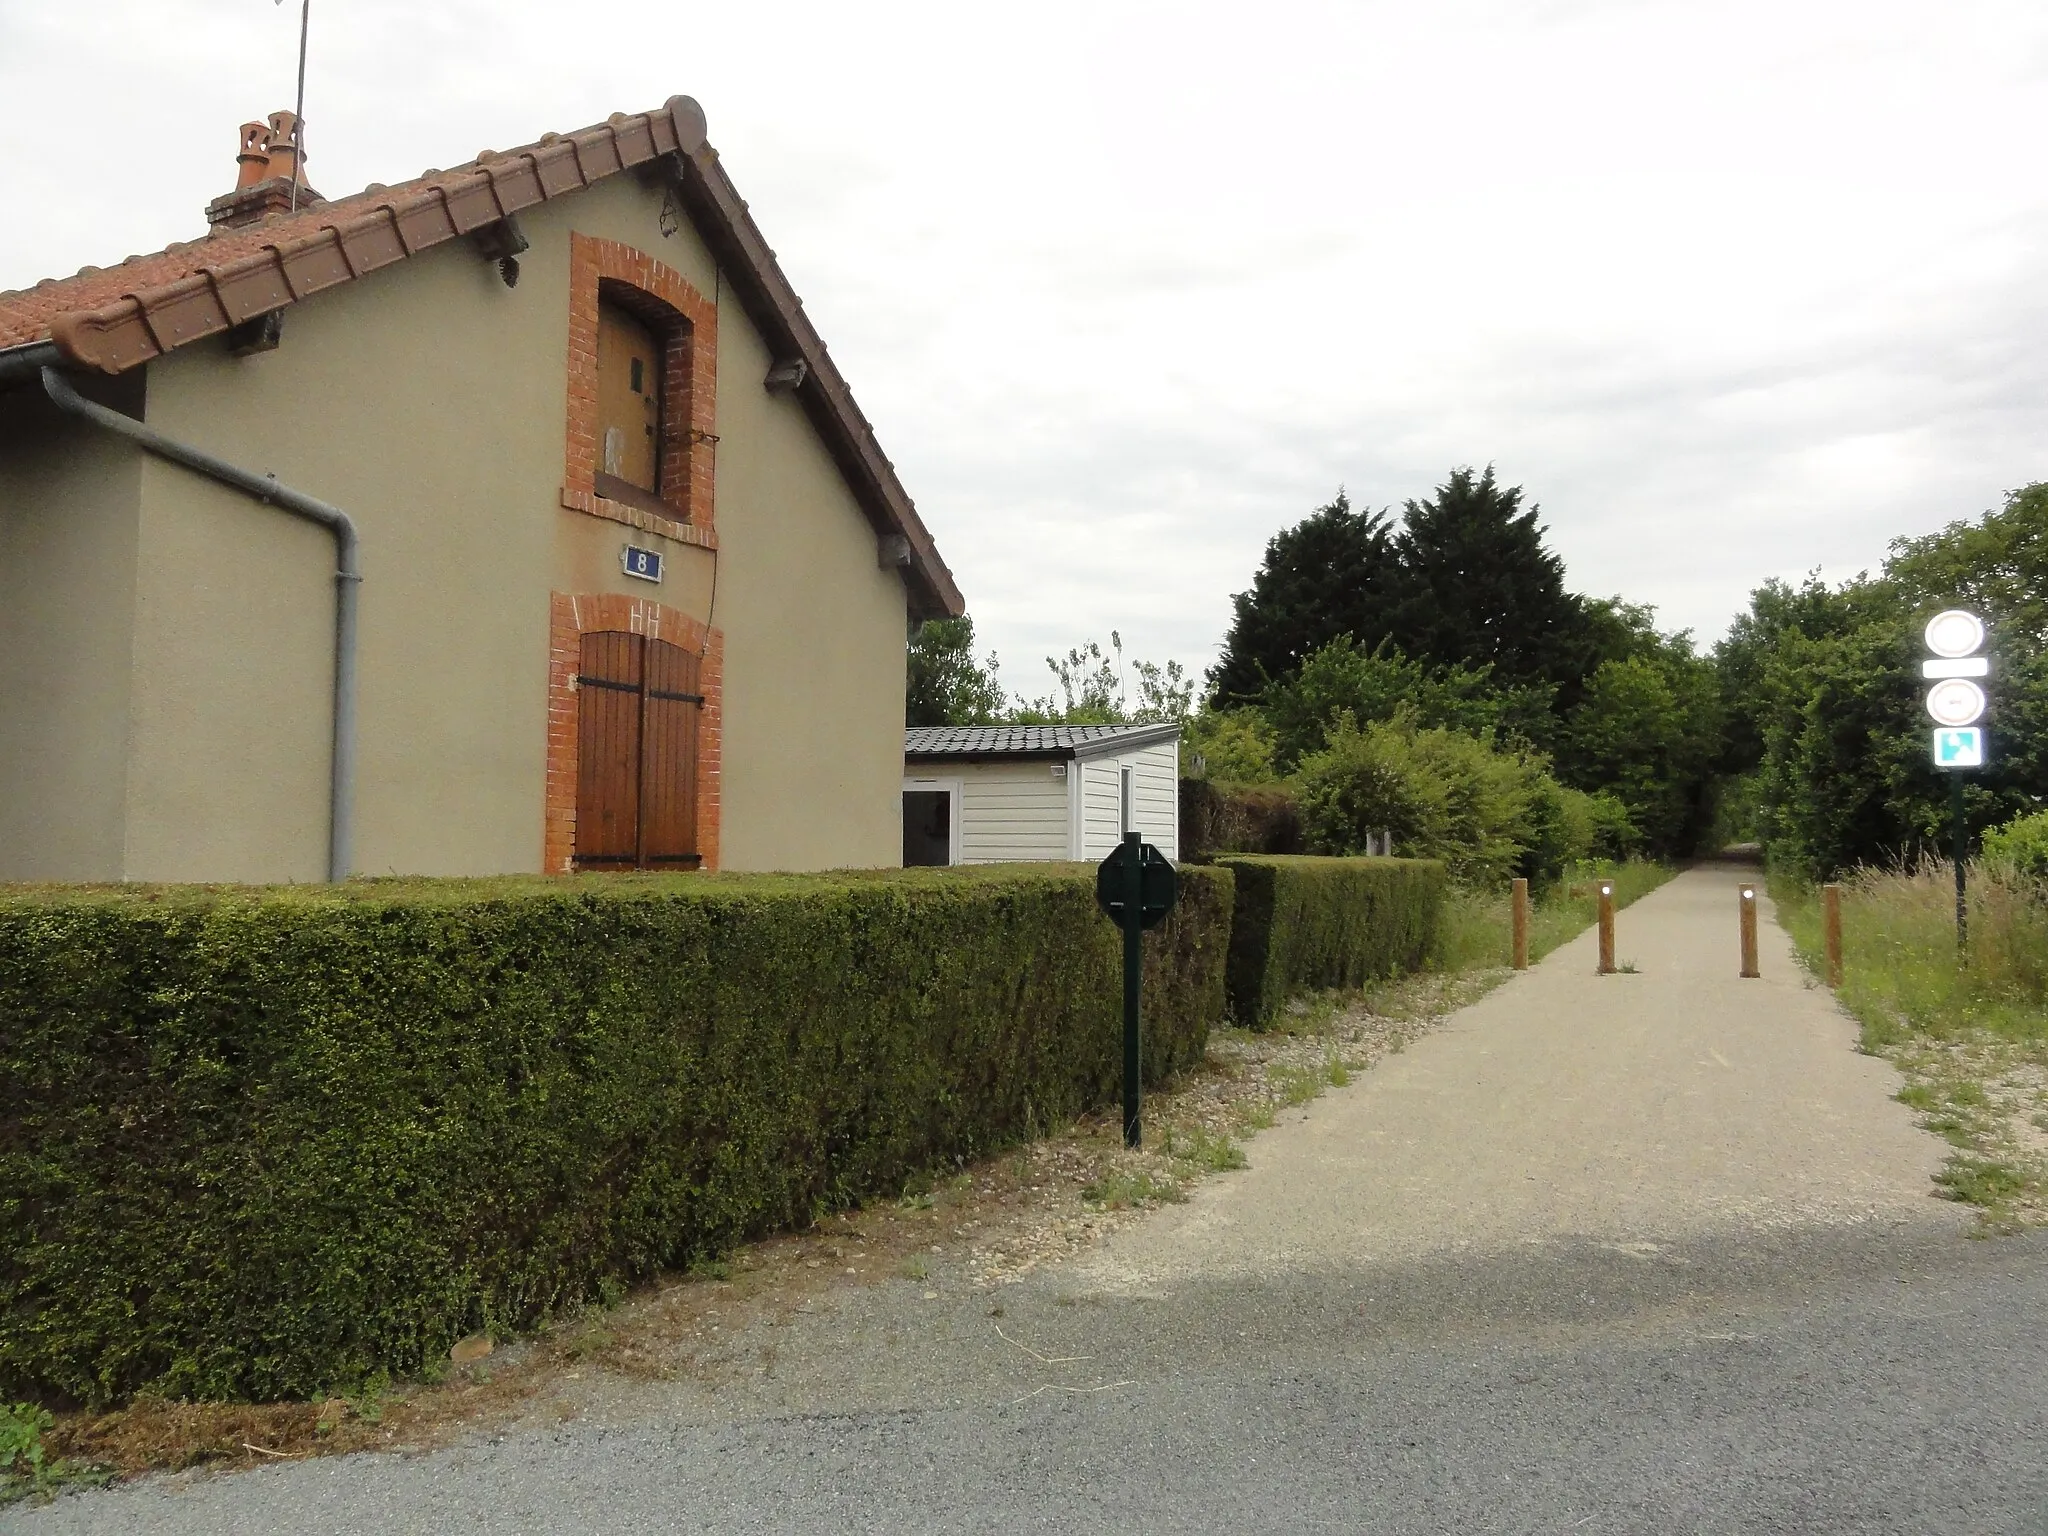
16 866 2048 1534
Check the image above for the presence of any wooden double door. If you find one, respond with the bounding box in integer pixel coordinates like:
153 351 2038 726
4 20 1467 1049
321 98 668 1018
574 631 703 870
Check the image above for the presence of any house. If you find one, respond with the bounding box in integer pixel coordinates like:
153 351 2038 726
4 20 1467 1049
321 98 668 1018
0 96 962 883
902 723 1181 866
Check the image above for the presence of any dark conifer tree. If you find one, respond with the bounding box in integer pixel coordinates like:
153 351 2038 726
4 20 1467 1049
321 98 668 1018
1207 492 1404 704
1388 465 1589 689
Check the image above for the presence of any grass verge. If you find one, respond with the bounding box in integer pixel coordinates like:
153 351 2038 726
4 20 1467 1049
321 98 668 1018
1773 862 2048 1231
1 1403 110 1507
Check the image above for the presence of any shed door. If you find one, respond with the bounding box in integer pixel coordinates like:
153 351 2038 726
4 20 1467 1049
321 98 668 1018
902 789 953 866
575 632 702 870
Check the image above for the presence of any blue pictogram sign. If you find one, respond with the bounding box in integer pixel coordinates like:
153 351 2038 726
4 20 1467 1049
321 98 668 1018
1934 727 1984 768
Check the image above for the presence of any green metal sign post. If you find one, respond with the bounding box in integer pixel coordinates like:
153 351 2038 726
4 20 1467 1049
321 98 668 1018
1923 608 1991 954
1095 832 1178 1148
1953 773 1969 950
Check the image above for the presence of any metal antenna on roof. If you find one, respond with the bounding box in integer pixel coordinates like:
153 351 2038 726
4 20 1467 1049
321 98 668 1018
275 0 311 211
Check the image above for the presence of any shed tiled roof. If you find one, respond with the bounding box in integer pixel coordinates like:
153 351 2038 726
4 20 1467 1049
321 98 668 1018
905 722 1183 759
0 95 963 619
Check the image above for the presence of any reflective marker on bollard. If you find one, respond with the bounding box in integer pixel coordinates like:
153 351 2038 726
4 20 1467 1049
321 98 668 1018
1511 877 1530 971
1596 881 1615 976
1739 884 1760 979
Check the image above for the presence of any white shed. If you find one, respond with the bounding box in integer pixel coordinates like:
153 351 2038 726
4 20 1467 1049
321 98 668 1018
902 724 1181 866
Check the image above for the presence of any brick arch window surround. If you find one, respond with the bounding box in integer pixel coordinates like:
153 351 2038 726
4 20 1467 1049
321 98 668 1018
561 234 718 542
546 593 723 874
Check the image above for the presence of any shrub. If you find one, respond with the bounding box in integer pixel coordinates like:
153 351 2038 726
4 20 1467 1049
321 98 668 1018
1576 788 1641 861
1215 855 1446 1026
1184 709 1279 782
1983 809 2048 882
1520 778 1586 890
1294 717 1551 884
0 865 1231 1406
1179 779 1303 861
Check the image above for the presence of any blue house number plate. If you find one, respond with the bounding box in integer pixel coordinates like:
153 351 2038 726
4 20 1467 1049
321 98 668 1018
621 544 663 583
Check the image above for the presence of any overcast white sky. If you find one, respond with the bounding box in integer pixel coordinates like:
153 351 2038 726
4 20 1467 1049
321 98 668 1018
4 0 2044 699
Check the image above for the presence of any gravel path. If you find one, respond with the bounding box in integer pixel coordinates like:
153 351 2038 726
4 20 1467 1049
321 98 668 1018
17 865 2043 1534
1070 861 1960 1293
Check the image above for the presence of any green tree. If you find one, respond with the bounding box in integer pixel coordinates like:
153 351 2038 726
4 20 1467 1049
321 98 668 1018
906 616 1007 727
1388 465 1596 693
1732 484 2048 878
1207 492 1403 704
1713 573 1874 775
1260 636 1555 771
1560 645 1723 856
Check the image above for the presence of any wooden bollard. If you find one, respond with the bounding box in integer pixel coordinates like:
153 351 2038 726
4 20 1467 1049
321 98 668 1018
1511 878 1530 970
1596 880 1615 975
1822 883 1843 989
1739 883 1760 979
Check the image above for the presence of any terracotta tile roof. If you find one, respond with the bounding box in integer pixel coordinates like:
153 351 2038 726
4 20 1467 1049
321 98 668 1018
0 95 964 619
906 723 1183 759
0 99 709 371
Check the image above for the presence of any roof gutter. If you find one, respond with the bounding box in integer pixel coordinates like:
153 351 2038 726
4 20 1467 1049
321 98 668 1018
38 367 361 882
905 748 1076 765
0 341 63 392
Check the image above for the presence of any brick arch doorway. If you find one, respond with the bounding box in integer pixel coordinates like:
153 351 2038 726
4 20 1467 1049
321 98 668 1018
546 593 722 873
573 630 701 870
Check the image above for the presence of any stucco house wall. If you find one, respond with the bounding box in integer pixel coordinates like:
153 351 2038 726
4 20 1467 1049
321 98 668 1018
0 103 946 883
0 378 144 881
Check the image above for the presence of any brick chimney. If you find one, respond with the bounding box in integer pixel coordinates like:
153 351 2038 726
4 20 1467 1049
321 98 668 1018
207 110 324 230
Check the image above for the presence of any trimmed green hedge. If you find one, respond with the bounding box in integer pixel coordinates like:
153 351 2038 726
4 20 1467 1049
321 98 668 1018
0 864 1230 1406
1215 855 1445 1026
1179 779 1304 861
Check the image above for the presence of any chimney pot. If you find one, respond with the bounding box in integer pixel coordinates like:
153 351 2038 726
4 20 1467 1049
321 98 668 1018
234 122 271 190
207 110 324 230
264 110 302 184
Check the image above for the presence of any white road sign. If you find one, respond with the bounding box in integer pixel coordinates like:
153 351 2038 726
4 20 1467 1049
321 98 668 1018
1924 609 1987 659
1922 657 1989 679
1926 678 1988 728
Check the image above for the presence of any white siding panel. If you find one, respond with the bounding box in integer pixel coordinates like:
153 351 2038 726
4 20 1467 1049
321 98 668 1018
1134 739 1180 859
1080 759 1125 859
954 761 1071 863
915 734 1180 866
1076 737 1181 861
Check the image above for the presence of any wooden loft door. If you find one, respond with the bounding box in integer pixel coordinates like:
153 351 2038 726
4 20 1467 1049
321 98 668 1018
574 632 702 870
596 302 663 496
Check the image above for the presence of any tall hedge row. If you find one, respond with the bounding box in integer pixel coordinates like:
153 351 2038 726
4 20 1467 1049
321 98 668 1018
0 865 1230 1406
1216 855 1445 1026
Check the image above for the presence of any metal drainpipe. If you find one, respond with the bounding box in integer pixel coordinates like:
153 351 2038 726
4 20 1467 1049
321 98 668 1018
0 341 63 391
38 367 361 882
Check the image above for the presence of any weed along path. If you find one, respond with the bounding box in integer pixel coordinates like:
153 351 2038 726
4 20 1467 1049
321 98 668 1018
1074 861 1959 1293
16 866 2048 1534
